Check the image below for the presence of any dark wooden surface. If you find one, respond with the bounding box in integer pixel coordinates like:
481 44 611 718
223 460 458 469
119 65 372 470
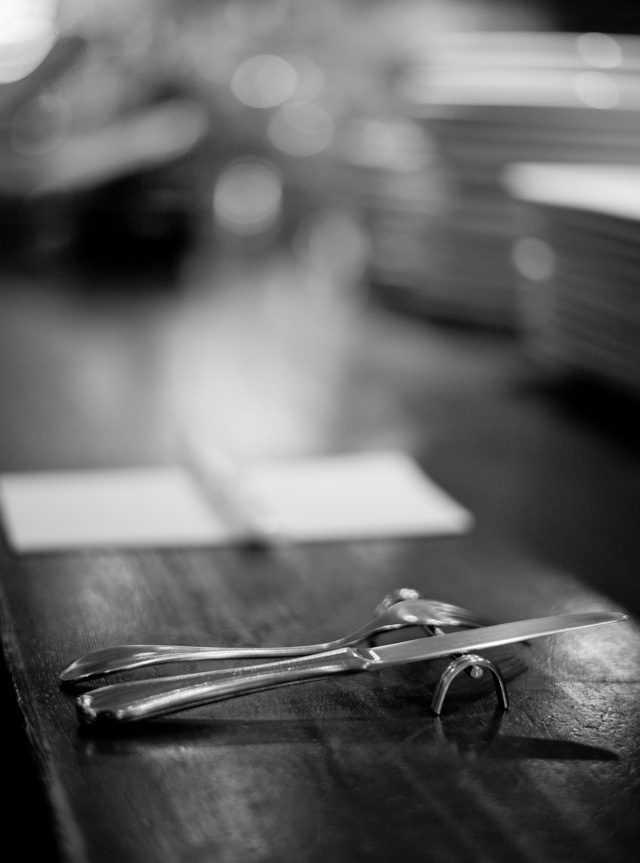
1 248 639 863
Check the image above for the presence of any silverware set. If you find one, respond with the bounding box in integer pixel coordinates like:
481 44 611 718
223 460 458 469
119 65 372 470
60 588 627 724
60 588 491 683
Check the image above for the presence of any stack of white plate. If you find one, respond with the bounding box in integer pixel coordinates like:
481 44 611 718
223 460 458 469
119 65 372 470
361 30 640 328
338 114 445 300
504 161 640 396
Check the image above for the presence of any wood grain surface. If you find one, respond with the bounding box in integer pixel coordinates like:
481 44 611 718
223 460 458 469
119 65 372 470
1 251 639 863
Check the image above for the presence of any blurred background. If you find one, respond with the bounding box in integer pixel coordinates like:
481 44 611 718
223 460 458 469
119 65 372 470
4 5 640 855
3 0 640 470
4 0 640 403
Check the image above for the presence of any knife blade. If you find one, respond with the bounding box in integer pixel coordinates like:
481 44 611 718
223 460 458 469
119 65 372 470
76 611 627 724
360 611 627 666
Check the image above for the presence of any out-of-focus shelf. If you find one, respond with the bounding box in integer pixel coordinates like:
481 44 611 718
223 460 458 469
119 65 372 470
346 31 640 332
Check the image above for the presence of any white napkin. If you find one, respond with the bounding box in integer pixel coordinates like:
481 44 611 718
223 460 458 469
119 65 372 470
0 450 473 553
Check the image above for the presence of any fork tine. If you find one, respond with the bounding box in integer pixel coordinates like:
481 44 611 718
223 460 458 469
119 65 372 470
375 590 489 627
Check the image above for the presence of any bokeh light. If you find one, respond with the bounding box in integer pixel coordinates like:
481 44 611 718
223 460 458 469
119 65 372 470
231 54 298 109
574 71 619 109
0 0 58 84
286 54 325 102
213 159 283 237
268 101 335 156
512 237 555 282
576 32 623 69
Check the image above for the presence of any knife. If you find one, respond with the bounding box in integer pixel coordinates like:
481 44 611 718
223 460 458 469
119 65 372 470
75 611 627 724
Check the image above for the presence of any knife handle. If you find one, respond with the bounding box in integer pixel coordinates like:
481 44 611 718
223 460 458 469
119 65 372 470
76 647 370 724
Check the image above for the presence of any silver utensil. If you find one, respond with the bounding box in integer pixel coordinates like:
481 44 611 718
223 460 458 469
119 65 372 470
60 592 491 684
75 611 627 724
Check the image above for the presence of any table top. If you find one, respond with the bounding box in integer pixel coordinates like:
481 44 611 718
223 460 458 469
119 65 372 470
1 249 639 863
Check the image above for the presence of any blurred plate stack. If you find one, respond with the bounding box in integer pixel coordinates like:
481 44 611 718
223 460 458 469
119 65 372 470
504 162 640 396
339 114 446 299
363 30 640 328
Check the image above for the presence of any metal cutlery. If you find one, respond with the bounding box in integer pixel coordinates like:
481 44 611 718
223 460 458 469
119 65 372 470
60 592 491 684
75 611 627 724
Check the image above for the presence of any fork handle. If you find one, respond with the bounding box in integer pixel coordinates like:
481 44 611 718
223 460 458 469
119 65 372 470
60 642 341 683
76 648 371 724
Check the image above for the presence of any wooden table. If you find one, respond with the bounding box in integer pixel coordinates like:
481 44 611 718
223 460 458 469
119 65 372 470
1 248 639 863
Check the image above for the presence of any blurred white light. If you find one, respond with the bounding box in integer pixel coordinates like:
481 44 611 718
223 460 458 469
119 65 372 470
0 0 58 83
231 54 298 108
286 54 325 102
268 101 335 156
574 71 619 109
576 32 623 69
512 237 555 282
213 159 282 236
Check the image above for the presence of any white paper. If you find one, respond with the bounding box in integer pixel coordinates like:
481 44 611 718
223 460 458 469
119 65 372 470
0 451 473 553
246 451 473 541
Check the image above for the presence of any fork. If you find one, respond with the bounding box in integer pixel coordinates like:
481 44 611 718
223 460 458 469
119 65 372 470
60 589 491 683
